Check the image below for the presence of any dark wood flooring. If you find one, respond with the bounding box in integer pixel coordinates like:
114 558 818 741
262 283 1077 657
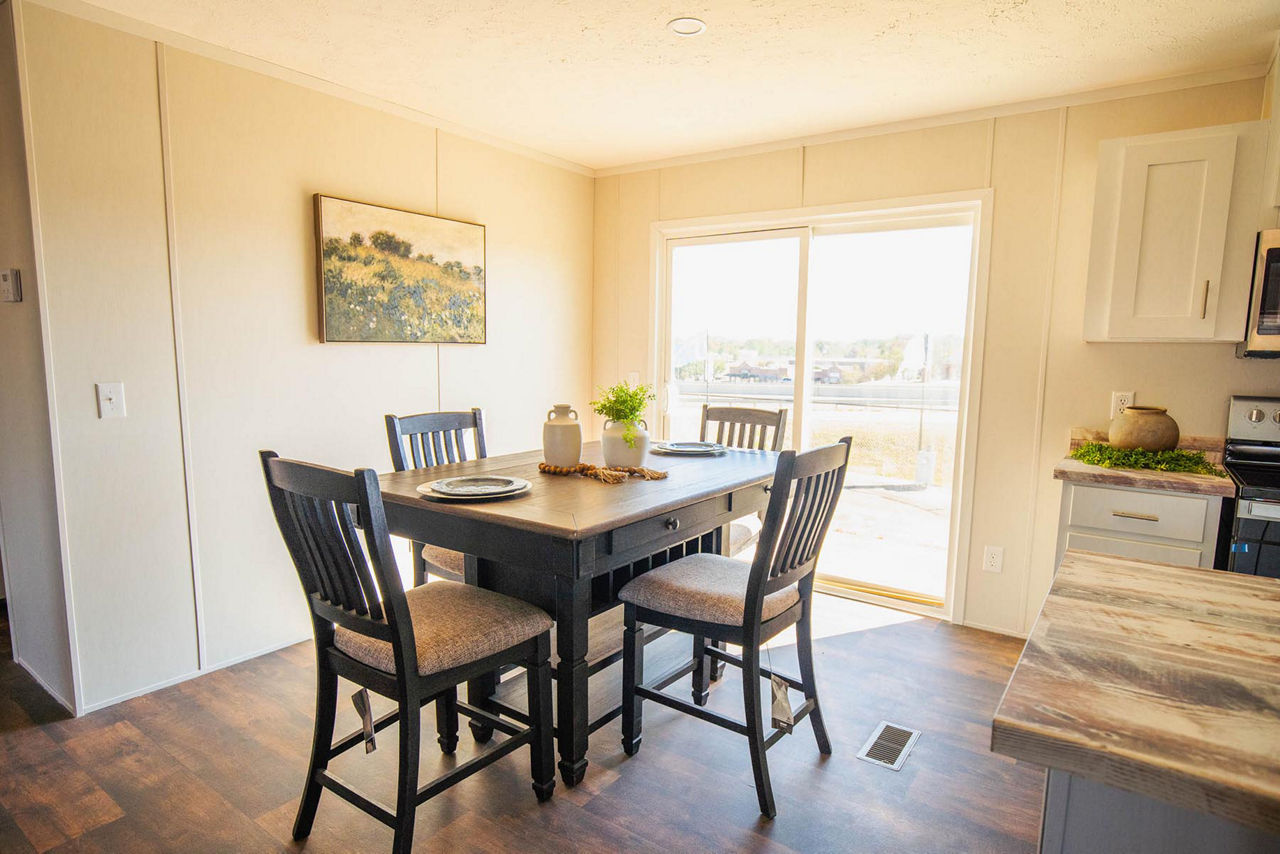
0 597 1043 852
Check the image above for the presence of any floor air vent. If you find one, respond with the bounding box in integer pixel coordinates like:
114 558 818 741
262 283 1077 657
856 721 920 771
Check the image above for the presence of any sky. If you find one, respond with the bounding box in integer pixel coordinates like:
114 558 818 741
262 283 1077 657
670 224 974 345
319 196 485 270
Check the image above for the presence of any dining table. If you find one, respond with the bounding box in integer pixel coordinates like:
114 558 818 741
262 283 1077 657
378 440 778 786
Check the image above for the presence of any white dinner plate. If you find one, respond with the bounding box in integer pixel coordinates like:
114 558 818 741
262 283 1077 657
651 441 727 456
419 475 531 497
416 481 532 502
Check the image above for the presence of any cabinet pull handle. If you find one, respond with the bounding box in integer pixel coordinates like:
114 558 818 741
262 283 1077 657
1113 510 1159 522
1200 279 1210 320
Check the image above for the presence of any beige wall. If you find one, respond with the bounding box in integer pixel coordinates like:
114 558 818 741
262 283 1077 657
594 76 1280 637
0 0 74 706
13 4 593 709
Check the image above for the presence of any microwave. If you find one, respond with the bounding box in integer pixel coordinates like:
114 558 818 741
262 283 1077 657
1239 228 1280 357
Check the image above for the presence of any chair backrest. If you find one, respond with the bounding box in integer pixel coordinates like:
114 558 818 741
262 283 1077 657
746 437 852 618
259 451 415 668
700 404 787 452
385 408 487 471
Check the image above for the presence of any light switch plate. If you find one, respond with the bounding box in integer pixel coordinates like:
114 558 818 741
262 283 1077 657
95 382 126 419
0 269 21 302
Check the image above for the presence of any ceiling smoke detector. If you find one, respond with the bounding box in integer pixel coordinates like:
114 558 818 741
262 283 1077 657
667 17 707 37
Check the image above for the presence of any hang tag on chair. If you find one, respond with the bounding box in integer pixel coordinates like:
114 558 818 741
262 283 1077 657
352 688 377 754
770 674 794 734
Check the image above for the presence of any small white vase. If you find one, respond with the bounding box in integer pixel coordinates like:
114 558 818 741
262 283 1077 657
602 419 648 468
543 404 582 467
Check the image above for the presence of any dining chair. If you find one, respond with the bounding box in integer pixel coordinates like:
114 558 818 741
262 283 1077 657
616 437 851 819
385 408 487 586
259 451 554 854
700 404 788 556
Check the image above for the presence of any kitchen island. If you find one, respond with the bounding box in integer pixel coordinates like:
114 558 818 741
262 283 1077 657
991 550 1280 853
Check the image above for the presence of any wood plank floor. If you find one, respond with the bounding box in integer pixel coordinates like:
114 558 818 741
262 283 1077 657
0 597 1043 852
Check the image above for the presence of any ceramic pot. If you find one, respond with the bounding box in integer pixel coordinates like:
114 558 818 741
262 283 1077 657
601 419 648 468
1108 405 1180 451
543 404 582 467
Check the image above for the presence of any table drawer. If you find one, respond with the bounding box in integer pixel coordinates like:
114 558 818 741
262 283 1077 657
1068 485 1208 543
610 494 727 555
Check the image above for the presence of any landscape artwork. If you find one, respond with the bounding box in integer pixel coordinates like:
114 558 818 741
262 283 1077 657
315 195 485 343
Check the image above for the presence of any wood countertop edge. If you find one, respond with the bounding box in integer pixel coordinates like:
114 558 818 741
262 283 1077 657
990 714 1280 834
1052 457 1235 497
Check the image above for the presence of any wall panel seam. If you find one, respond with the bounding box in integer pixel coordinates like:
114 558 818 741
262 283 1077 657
11 0 82 713
154 41 205 670
1015 106 1070 634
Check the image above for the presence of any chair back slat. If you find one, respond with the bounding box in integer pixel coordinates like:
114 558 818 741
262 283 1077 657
385 409 487 473
749 438 851 606
260 452 413 665
701 405 788 452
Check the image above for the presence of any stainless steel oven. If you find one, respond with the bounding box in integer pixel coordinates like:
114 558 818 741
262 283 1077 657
1238 229 1280 357
1224 396 1280 578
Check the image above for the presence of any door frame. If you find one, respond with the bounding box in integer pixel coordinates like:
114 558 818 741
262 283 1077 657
650 190 994 625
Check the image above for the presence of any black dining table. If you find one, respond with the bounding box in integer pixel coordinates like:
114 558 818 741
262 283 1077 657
378 441 776 785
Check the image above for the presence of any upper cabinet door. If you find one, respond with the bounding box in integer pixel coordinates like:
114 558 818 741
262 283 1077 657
1084 121 1268 342
1108 133 1235 338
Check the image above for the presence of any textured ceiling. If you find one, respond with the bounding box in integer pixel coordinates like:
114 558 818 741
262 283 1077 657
79 0 1280 169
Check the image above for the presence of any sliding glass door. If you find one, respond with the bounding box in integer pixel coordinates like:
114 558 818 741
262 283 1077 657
662 212 979 610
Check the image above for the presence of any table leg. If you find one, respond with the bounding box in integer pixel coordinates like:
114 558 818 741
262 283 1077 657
555 574 591 787
465 555 496 742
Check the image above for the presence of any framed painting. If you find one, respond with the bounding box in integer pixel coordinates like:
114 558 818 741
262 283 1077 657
314 194 486 343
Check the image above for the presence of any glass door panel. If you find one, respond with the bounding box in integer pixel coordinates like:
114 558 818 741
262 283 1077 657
666 233 802 445
803 225 974 604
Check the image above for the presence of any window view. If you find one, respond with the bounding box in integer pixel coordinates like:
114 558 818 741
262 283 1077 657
665 221 975 606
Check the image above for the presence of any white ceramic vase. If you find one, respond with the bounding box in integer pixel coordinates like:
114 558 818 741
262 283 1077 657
601 419 648 468
543 404 582 467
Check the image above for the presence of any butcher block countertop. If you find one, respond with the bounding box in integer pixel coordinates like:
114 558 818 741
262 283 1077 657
1053 457 1236 497
991 551 1280 835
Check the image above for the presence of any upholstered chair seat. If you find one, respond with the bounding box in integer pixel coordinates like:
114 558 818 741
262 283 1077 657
617 553 799 626
336 581 552 676
420 544 466 580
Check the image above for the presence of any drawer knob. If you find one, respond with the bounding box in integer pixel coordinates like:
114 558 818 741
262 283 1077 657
1112 510 1159 522
664 517 681 531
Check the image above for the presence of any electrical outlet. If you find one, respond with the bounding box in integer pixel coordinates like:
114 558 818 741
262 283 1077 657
0 269 20 302
95 382 126 419
982 545 1003 573
1110 391 1134 420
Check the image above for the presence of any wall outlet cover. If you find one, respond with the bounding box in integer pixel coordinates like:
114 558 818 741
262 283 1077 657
0 269 20 302
1110 391 1134 421
982 545 1004 573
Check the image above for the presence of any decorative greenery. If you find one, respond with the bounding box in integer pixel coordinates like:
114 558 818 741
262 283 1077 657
1070 442 1226 477
591 381 655 447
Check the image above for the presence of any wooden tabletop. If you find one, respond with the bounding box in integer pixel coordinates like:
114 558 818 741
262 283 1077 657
378 442 778 539
991 551 1280 834
1053 457 1236 497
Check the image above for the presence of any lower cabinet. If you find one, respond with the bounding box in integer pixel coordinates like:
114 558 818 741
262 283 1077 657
1055 482 1223 570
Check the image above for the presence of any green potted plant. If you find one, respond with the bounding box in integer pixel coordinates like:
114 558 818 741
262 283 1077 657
591 381 655 467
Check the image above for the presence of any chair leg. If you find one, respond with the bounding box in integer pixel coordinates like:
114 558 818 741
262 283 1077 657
292 662 338 840
412 541 426 588
391 696 422 854
528 636 556 802
435 686 458 754
709 639 726 681
691 634 710 706
742 644 777 819
621 605 644 756
797 597 832 755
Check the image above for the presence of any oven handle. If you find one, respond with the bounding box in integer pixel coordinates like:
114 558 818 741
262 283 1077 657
1241 501 1280 521
1225 443 1280 464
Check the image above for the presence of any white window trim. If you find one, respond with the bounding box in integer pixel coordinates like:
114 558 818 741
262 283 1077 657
649 189 994 626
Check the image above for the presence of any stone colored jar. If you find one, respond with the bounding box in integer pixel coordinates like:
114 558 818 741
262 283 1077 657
601 419 648 468
1107 405 1180 451
543 404 582 467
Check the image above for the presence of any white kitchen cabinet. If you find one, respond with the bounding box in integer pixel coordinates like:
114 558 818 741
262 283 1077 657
1084 120 1269 342
1054 481 1222 571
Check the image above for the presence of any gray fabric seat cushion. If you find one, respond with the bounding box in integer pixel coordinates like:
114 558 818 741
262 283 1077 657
617 552 799 626
335 581 552 676
728 514 763 558
420 543 466 580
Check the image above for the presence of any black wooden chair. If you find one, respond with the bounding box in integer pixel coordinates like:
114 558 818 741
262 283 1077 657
700 404 788 558
385 408 487 586
616 437 851 819
259 451 554 854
